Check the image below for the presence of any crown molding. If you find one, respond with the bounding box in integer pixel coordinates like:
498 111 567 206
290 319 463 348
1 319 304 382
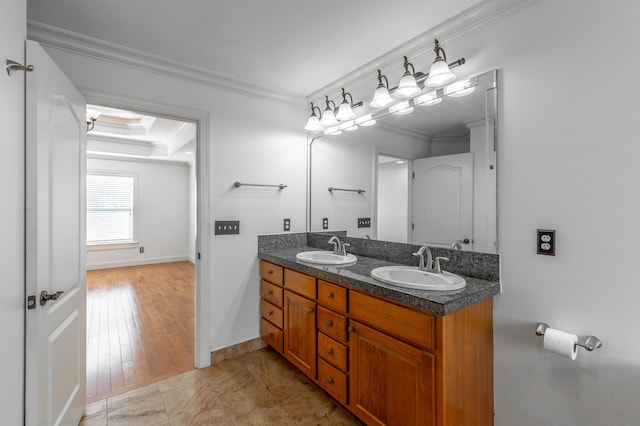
87 152 192 167
306 0 531 102
27 20 306 107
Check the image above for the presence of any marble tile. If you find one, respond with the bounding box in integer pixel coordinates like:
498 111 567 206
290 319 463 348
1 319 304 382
107 394 169 426
107 382 161 412
82 399 106 419
210 336 267 365
79 413 107 426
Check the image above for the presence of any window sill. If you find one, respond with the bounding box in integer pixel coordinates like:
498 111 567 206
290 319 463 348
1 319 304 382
87 242 139 251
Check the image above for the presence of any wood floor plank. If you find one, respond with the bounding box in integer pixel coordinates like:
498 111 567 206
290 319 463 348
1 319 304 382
86 261 195 403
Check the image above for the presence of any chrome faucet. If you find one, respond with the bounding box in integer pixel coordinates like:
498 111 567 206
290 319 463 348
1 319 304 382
412 245 449 274
328 236 350 256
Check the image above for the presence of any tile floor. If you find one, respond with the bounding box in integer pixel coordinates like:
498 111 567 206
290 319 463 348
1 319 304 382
80 348 362 425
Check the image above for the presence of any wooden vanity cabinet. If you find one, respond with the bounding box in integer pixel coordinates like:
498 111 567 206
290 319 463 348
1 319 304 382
283 290 317 379
259 261 284 353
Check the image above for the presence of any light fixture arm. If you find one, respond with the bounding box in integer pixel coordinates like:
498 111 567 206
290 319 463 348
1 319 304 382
309 102 322 118
403 56 416 76
325 95 337 112
433 39 447 61
341 88 363 109
377 69 390 89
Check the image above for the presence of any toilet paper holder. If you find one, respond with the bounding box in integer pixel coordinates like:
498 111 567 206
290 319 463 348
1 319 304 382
536 323 603 352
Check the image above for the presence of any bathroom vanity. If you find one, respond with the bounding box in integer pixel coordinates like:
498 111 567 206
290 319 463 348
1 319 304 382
258 236 500 426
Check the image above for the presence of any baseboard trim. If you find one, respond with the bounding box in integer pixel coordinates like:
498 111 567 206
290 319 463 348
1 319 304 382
86 256 191 270
210 338 267 365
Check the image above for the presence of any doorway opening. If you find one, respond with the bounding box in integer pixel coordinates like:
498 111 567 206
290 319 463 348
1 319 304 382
84 105 198 402
376 154 410 243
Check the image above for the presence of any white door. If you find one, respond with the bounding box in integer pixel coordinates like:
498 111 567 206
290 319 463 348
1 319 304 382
412 153 473 250
25 40 87 426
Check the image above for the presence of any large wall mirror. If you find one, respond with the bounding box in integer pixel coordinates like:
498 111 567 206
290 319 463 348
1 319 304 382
308 69 498 254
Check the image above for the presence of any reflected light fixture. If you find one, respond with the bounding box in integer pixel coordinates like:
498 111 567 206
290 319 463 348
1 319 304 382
320 96 339 127
339 120 358 131
370 69 394 109
443 79 475 97
425 39 458 87
395 56 422 98
389 101 414 116
336 88 357 121
355 114 376 127
86 109 101 132
324 125 342 136
304 102 324 131
414 91 442 107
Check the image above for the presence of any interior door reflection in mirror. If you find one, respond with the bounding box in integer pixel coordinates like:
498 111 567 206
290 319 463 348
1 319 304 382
308 69 497 254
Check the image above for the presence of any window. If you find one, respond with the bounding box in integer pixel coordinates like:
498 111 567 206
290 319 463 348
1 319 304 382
87 172 136 245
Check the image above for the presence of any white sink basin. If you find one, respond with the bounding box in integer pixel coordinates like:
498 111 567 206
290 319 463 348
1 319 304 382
371 266 466 291
296 250 357 266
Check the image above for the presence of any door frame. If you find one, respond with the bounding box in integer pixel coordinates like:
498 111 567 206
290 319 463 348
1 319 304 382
80 89 212 368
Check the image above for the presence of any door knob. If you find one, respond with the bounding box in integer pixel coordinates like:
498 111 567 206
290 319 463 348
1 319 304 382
40 290 64 306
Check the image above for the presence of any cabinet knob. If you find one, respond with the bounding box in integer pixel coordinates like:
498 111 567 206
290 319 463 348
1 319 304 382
326 320 333 327
268 311 273 316
267 270 273 275
347 326 354 334
327 292 334 299
327 349 334 355
268 290 273 295
304 307 314 313
327 378 334 385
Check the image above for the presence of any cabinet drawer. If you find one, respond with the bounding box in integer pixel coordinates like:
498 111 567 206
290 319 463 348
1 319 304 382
318 332 348 372
260 318 283 353
260 280 283 307
317 306 348 342
318 358 348 406
260 299 283 329
284 269 316 299
349 291 435 351
318 280 348 313
260 261 283 285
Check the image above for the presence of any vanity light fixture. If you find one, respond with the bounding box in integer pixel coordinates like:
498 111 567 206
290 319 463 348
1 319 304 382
395 56 422 99
304 102 324 131
389 100 414 116
339 120 358 131
355 113 376 127
335 88 359 121
324 125 342 136
370 69 395 109
86 109 101 132
425 39 459 87
414 91 442 106
320 96 339 127
443 79 475 97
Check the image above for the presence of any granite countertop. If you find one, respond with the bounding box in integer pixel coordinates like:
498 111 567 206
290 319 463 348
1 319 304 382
258 246 500 316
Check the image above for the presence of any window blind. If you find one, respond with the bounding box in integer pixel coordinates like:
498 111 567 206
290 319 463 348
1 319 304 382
87 174 134 243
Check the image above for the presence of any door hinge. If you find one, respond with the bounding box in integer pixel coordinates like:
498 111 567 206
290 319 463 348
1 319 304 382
412 172 415 179
27 295 37 310
412 223 415 230
197 252 201 260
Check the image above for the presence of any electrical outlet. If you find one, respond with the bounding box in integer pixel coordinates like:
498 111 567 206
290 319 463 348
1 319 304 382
215 220 240 235
283 218 290 232
537 229 555 256
357 218 371 228
322 218 329 230
139 247 144 253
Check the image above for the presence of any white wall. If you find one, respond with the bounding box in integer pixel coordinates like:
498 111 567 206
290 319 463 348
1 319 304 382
86 157 191 269
41 47 308 352
443 1 640 424
0 0 25 422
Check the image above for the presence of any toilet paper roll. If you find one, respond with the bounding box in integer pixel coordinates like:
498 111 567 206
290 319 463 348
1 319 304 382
543 328 578 360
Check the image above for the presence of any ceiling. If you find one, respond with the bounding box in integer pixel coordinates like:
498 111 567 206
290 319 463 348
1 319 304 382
27 0 484 99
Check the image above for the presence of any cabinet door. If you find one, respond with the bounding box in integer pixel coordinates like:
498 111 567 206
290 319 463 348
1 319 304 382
284 290 317 379
349 320 435 426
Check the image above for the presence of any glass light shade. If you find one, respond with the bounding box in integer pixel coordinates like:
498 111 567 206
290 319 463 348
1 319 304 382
370 85 394 108
394 72 421 98
425 58 456 87
86 109 102 121
336 101 356 121
389 101 414 116
414 91 442 107
323 126 342 136
443 79 475 97
320 108 338 127
304 114 323 131
355 114 376 127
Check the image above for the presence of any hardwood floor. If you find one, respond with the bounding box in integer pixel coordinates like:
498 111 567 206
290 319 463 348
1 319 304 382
86 261 195 403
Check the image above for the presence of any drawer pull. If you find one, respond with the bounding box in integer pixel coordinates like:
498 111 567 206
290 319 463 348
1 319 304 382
347 326 354 334
268 290 273 295
267 270 274 275
268 332 273 337
268 311 273 316
304 307 314 313
327 378 334 385
326 320 333 327
327 349 334 355
327 292 334 299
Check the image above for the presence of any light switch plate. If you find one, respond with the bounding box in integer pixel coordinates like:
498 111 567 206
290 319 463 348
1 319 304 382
215 220 240 235
537 229 555 256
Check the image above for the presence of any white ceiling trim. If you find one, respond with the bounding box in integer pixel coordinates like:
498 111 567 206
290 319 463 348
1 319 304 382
27 20 306 107
87 152 192 167
306 0 530 102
